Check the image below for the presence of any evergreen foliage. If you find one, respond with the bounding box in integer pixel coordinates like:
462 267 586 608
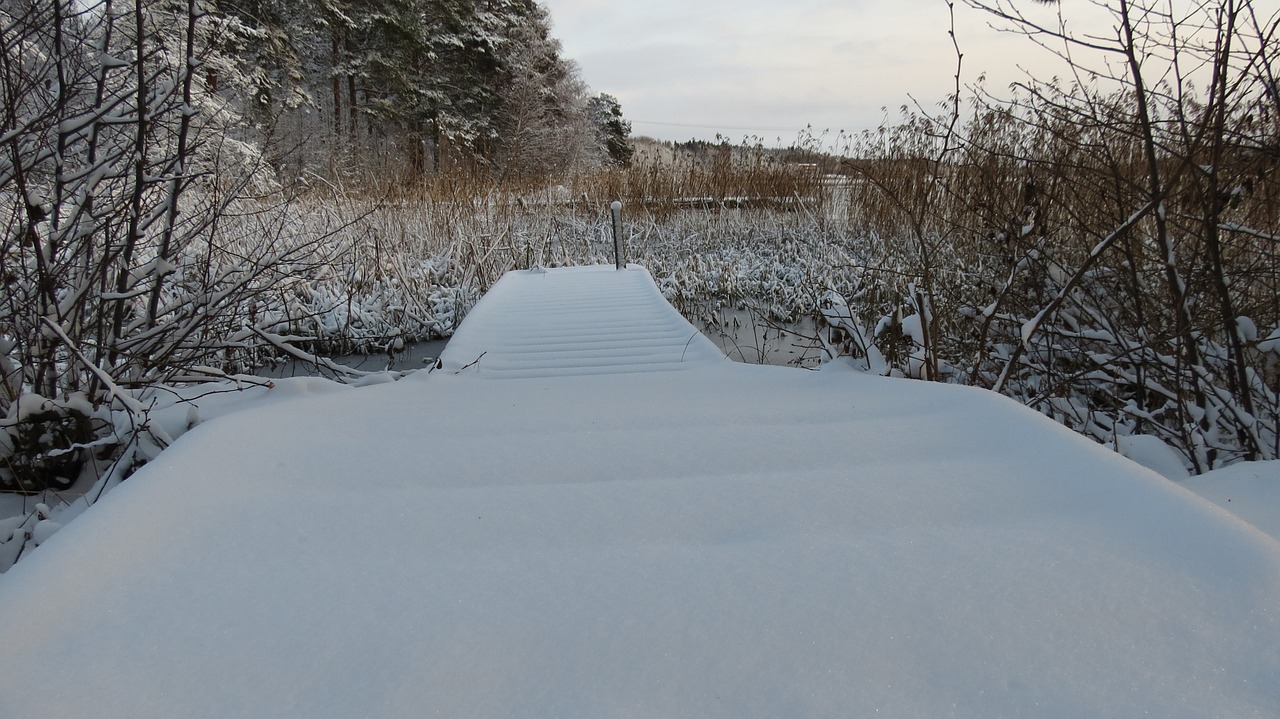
214 0 610 179
587 93 634 167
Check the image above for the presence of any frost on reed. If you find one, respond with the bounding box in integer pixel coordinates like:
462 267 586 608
820 0 1280 473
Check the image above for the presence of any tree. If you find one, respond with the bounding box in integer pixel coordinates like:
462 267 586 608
219 0 601 180
826 0 1280 470
0 0 320 492
488 2 599 178
587 93 633 167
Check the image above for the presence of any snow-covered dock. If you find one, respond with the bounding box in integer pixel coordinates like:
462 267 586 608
2 265 1280 717
438 264 724 378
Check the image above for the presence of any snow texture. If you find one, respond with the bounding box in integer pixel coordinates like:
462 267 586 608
438 265 724 377
1236 315 1259 343
1183 460 1280 544
1 266 1279 717
1261 326 1280 355
1115 433 1189 480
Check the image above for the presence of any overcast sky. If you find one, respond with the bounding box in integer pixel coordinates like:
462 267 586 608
538 0 1154 145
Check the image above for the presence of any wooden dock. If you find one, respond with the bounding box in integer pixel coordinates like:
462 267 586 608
437 265 725 378
4 268 1280 718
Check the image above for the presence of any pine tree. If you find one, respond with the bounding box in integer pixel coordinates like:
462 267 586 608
587 93 633 167
211 0 605 179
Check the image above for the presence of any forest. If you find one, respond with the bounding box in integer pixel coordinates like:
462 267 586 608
2 0 1279 562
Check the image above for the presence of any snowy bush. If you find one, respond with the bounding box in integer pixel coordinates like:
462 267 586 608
0 0 351 512
813 1 1280 472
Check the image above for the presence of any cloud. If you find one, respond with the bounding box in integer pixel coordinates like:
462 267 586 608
542 0 1134 142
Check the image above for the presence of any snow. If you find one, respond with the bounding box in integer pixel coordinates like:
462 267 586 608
438 265 724 378
2 266 1280 717
1114 432 1189 480
900 312 924 345
1182 460 1280 544
0 375 352 570
1237 315 1260 343
1261 326 1280 355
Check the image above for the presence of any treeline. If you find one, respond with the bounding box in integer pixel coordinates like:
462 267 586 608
665 136 840 175
215 0 630 182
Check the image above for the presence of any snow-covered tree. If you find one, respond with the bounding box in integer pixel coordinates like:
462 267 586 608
488 2 601 178
213 0 601 180
587 93 633 167
0 0 313 492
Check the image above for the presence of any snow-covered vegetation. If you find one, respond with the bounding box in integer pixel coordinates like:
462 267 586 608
3 0 1280 585
4 331 1280 716
824 1 1280 475
0 0 620 505
5 1 1280 712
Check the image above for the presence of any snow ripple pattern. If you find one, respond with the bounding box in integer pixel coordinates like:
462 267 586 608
438 265 725 378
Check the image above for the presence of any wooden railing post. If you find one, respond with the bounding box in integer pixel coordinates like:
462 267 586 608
611 200 624 270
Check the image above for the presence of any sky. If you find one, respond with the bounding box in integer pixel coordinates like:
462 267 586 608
538 0 1239 145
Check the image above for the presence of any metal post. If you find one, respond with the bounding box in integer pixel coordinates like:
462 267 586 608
610 200 623 270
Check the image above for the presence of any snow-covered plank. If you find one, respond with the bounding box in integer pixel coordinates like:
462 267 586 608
2 303 1280 716
438 264 724 378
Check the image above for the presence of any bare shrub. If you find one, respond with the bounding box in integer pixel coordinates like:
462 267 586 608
826 0 1280 471
0 0 337 493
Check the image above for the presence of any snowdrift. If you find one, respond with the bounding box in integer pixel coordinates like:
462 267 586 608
0 360 1277 717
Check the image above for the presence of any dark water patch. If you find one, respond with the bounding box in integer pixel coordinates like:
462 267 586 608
255 338 452 379
257 305 822 379
691 305 825 368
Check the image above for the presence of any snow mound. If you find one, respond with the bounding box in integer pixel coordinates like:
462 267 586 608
0 362 1278 717
1115 432 1189 479
1182 459 1280 543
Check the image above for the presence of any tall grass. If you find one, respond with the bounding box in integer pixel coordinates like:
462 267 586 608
819 83 1280 470
564 139 827 215
171 83 1280 475
262 157 861 362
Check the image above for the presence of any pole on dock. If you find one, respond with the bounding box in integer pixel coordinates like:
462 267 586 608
610 200 624 270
